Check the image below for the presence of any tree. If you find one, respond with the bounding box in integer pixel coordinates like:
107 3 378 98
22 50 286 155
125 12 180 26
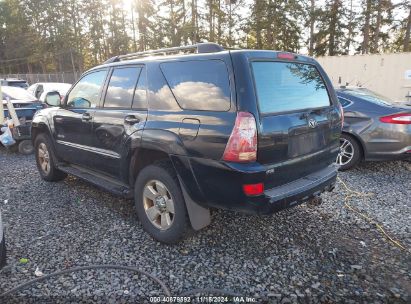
403 4 411 51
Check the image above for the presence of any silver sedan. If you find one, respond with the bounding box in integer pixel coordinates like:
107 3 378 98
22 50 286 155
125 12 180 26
336 87 411 170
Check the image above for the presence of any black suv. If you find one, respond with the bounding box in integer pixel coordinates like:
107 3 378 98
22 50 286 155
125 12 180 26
32 43 342 243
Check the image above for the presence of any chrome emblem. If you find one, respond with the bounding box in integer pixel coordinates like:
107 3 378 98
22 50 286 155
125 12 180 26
308 119 318 129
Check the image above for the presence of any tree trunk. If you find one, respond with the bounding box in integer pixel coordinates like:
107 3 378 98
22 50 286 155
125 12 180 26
372 0 382 53
209 0 215 42
266 0 273 49
308 0 315 56
345 0 353 54
404 5 411 52
362 0 372 54
255 0 262 49
328 0 338 56
131 3 137 52
137 1 146 51
191 0 197 43
217 0 222 44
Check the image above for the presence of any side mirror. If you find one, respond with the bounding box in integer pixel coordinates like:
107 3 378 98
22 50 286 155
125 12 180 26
44 91 61 107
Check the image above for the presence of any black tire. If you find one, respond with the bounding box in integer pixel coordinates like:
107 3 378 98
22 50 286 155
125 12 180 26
134 162 190 244
34 133 67 182
337 133 362 171
18 140 34 155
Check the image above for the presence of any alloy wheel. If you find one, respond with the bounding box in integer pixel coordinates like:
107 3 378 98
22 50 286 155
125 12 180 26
337 138 354 166
38 143 51 174
142 180 175 231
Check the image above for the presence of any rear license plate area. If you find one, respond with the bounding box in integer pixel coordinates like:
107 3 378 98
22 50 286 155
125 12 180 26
288 130 326 157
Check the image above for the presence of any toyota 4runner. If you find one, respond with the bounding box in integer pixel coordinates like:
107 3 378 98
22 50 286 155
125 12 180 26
32 43 342 243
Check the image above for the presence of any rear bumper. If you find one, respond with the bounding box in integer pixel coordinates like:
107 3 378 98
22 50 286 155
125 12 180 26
261 164 337 214
173 155 338 215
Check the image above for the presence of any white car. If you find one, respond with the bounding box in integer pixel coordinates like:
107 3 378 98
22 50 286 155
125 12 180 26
27 82 72 102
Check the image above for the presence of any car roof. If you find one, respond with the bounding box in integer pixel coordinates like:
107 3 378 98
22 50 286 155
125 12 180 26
90 49 315 72
34 82 71 86
1 85 37 100
2 78 27 82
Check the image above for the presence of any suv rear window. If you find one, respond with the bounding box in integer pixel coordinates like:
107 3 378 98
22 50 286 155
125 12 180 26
160 60 231 111
252 62 330 114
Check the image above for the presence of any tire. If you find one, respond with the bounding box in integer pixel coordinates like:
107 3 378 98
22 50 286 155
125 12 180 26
336 133 361 171
34 133 67 182
134 162 190 244
18 140 34 155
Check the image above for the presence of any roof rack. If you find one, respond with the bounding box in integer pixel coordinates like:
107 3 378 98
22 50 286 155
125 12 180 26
103 43 225 64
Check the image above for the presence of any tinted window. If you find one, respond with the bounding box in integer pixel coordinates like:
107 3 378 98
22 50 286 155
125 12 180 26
252 62 330 114
104 67 141 108
160 60 231 111
9 81 28 89
338 97 351 108
132 67 147 109
67 70 107 108
147 66 180 111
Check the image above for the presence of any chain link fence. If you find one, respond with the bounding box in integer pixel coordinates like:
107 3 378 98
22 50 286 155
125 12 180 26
0 72 80 85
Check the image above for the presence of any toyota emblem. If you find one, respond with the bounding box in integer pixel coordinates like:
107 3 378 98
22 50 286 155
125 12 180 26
308 119 318 128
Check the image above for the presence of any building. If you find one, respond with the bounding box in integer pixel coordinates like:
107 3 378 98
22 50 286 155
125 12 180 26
317 52 411 102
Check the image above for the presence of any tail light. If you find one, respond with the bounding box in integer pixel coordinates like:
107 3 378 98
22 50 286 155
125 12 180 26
338 102 344 129
223 112 257 162
379 113 411 124
243 183 264 196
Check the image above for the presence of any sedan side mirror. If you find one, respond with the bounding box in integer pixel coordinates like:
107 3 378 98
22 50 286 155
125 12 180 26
44 91 61 107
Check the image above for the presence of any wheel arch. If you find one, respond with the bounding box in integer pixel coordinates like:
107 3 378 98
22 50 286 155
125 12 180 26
129 145 211 231
341 131 365 160
31 121 52 144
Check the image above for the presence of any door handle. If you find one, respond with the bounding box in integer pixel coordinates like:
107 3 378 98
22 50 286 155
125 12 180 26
82 113 92 122
124 115 140 125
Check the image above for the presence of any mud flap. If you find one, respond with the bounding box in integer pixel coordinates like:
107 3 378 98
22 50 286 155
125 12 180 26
178 177 211 231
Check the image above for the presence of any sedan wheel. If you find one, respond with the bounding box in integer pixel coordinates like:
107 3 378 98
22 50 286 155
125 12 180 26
337 138 354 166
336 134 361 170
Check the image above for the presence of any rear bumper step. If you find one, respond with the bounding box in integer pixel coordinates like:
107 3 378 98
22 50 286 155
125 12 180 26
259 164 338 214
265 164 338 202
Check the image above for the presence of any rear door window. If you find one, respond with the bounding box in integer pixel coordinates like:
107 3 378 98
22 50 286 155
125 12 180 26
160 60 231 111
132 67 147 110
252 62 331 114
104 67 141 108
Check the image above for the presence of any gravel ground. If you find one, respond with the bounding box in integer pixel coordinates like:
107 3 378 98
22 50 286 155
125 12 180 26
0 147 410 303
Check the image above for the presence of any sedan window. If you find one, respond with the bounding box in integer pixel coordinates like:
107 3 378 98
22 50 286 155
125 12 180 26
338 97 352 108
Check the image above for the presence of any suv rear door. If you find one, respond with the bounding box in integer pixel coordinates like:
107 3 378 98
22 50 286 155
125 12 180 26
91 65 148 180
250 59 340 189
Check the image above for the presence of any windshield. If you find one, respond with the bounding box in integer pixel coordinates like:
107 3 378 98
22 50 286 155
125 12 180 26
252 61 330 114
342 88 393 106
1 86 36 101
8 81 28 88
